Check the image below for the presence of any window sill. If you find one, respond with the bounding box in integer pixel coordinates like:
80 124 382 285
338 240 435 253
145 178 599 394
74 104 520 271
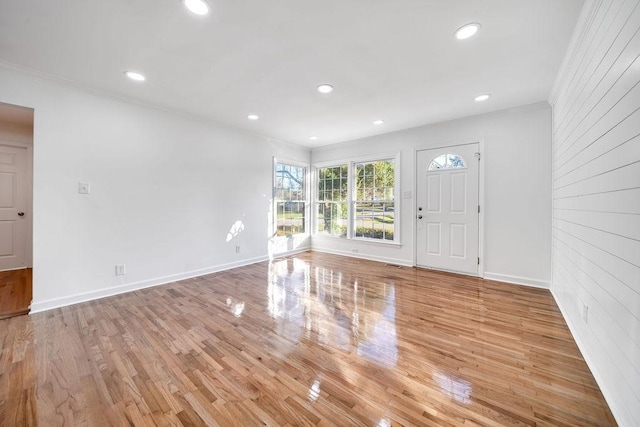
275 233 310 239
313 234 401 247
352 237 402 247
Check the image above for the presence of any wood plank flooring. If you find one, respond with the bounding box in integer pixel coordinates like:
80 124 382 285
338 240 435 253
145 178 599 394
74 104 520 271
0 252 616 426
0 268 32 319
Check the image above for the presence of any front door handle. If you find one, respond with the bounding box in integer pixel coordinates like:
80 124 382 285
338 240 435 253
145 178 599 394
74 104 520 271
18 212 25 217
418 215 423 219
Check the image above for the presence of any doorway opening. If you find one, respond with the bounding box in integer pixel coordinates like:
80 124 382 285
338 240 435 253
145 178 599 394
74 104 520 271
0 102 34 319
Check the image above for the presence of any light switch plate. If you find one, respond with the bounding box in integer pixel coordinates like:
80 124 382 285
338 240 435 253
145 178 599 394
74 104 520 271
78 182 90 194
402 191 412 199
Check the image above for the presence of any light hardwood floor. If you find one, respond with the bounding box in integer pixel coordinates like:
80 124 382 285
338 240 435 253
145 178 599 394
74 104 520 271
0 268 32 319
0 252 615 426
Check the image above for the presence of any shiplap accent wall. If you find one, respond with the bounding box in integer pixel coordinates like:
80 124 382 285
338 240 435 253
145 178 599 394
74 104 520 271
549 0 640 425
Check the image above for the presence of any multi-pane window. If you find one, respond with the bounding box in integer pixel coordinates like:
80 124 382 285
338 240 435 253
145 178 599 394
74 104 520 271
314 157 397 242
317 165 348 237
274 162 306 237
354 159 395 241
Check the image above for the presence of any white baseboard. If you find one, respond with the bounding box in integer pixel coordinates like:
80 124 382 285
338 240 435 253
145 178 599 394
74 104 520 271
30 255 270 314
0 266 29 272
483 272 550 289
550 288 623 427
271 246 311 259
311 247 413 267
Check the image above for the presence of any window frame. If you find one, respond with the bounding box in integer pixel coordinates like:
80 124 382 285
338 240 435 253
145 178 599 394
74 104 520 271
313 152 400 245
352 157 397 243
273 157 310 238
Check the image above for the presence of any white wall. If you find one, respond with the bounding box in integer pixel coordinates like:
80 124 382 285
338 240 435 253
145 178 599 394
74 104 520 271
312 102 552 287
549 0 640 425
0 65 310 312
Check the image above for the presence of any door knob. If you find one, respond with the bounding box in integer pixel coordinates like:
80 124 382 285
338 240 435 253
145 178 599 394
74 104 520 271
418 215 423 219
18 212 24 217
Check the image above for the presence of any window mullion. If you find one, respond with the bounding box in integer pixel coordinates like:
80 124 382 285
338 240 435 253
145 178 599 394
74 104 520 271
348 162 355 239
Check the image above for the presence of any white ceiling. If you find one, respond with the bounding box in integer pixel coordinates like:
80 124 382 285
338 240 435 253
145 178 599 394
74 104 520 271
0 0 583 147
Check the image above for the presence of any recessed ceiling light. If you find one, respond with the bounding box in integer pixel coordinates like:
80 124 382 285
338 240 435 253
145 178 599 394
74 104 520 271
183 0 209 15
455 23 480 40
124 71 145 81
373 120 384 125
474 94 491 102
247 114 259 120
317 84 334 94
309 136 318 140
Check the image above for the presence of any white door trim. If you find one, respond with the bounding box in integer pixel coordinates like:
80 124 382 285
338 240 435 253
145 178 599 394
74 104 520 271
0 139 33 269
413 140 485 277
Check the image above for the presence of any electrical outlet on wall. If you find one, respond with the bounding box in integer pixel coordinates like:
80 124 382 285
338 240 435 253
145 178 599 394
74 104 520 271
115 264 126 276
582 303 589 324
235 245 240 253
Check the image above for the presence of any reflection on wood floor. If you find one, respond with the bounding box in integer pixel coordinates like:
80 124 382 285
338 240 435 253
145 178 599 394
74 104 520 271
0 252 615 426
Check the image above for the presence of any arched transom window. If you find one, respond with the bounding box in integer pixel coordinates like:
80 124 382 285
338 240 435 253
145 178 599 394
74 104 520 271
427 154 467 171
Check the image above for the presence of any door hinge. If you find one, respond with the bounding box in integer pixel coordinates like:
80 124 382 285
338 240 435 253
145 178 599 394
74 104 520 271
477 257 480 265
478 205 480 213
475 152 481 160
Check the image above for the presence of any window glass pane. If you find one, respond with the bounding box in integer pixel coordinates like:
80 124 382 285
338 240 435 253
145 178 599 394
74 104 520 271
355 160 395 202
354 202 394 240
428 154 466 171
317 202 347 237
276 202 305 236
275 163 306 237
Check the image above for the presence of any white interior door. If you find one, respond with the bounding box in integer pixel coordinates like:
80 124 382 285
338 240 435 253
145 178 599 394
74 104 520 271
416 143 479 275
0 144 28 271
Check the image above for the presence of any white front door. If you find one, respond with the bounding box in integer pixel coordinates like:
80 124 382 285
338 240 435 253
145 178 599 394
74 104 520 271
0 144 28 271
416 143 479 275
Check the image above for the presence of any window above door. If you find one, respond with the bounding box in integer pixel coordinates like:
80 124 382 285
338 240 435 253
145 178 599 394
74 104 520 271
427 154 466 171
